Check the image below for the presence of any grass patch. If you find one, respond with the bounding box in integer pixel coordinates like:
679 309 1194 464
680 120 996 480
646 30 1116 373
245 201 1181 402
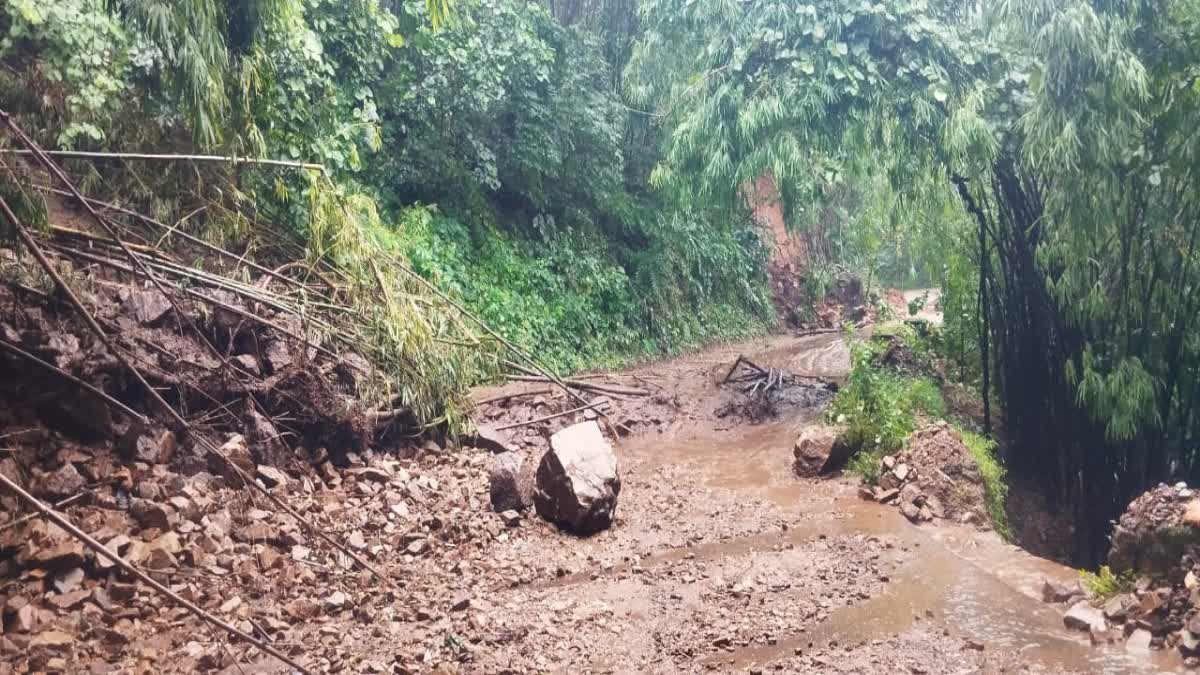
959 428 1012 540
832 335 945 483
1079 565 1136 600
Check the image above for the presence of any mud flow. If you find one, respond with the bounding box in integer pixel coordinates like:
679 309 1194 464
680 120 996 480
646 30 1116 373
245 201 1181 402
478 335 1180 673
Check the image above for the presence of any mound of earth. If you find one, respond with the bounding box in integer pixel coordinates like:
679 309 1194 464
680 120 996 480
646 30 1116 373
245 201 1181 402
1108 482 1200 576
1040 483 1200 664
861 423 990 527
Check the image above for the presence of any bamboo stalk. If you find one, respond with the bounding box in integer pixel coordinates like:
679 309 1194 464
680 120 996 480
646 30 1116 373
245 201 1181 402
0 137 392 589
0 472 311 674
506 374 649 397
2 148 326 173
494 400 611 432
0 338 147 425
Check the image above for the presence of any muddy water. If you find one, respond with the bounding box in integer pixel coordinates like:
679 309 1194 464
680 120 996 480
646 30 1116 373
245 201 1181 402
626 417 1180 674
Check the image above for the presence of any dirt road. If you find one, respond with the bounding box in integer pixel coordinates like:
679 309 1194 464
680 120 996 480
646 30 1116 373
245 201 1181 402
453 334 1175 674
14 334 1180 674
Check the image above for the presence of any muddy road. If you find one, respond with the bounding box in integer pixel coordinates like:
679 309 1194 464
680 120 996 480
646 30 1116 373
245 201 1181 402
460 334 1177 674
8 333 1181 674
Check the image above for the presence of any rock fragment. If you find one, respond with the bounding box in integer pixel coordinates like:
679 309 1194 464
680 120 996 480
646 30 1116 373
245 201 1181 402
534 421 621 535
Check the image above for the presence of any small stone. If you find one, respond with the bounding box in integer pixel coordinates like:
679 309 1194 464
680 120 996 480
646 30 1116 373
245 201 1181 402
130 498 174 531
219 597 243 614
324 591 348 611
52 567 85 594
893 464 910 481
1064 601 1107 633
35 464 86 499
256 465 289 490
449 593 471 612
1103 594 1135 622
405 538 428 556
499 510 522 528
1041 580 1078 604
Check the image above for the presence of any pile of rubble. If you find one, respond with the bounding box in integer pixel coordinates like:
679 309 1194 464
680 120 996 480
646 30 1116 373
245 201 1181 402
858 423 990 527
1043 482 1200 664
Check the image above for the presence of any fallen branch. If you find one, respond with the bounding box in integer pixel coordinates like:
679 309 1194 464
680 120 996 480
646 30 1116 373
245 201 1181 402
1 148 326 173
0 472 311 674
0 338 147 425
472 388 556 407
0 173 392 590
0 491 87 532
721 355 766 384
494 399 610 432
506 375 649 398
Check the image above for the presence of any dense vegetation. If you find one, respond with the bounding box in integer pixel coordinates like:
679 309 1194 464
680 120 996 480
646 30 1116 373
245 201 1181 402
4 0 1200 562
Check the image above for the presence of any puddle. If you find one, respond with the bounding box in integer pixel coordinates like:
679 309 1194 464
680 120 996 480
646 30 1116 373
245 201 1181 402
624 419 1183 674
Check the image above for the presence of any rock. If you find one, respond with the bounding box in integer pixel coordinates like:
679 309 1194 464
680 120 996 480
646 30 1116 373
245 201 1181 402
1090 626 1122 645
256 465 289 490
468 424 514 454
1041 580 1079 604
792 425 852 477
873 488 899 504
35 463 86 499
1064 601 1107 633
324 591 347 612
1126 628 1153 652
918 506 933 522
899 483 923 507
47 589 89 611
499 510 522 528
901 502 921 522
924 495 945 519
534 422 621 535
123 289 172 325
878 472 901 491
52 567 85 594
881 455 896 470
212 434 255 479
1184 499 1200 528
449 593 471 612
893 463 910 481
489 452 533 512
130 498 174 531
1188 612 1200 636
1180 631 1200 657
1103 594 1136 622
29 630 73 649
119 428 176 464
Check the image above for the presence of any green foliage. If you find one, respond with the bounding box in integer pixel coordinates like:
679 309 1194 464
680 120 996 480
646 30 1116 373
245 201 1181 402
397 206 770 372
0 0 130 146
959 428 1011 540
834 336 945 482
1079 566 1136 601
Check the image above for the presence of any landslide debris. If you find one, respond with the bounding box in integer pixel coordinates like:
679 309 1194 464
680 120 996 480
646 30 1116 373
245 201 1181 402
860 423 991 527
1041 482 1200 665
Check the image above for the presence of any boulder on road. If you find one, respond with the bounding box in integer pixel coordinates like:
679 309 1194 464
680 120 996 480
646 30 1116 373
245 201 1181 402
534 421 621 535
1063 600 1107 633
489 452 534 512
792 425 852 477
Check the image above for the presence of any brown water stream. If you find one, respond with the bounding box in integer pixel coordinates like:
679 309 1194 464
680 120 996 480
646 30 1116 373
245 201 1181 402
629 417 1181 674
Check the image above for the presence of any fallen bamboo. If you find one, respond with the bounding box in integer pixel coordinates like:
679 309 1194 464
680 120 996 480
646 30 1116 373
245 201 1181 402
472 388 556 407
0 338 147 425
33 185 324 293
506 374 649 398
0 472 311 674
0 491 87 532
0 187 391 590
494 399 610 432
1 148 326 173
